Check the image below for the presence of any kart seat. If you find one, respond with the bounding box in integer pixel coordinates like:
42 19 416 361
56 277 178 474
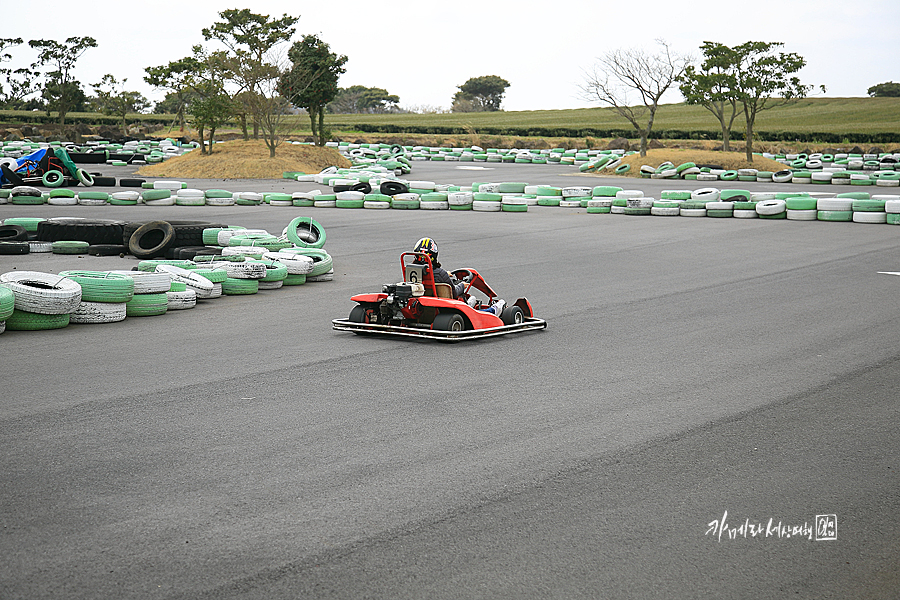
434 283 453 298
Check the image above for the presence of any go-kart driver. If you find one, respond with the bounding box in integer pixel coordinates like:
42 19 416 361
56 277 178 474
413 237 505 315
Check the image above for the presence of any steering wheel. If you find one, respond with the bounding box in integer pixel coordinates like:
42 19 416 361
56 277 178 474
452 269 473 283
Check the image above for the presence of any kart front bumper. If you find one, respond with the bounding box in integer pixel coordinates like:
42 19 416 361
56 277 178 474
331 316 547 342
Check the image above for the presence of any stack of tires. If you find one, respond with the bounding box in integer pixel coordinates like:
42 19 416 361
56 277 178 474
57 271 134 324
0 271 82 331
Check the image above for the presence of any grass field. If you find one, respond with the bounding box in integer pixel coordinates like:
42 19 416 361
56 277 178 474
2 97 897 147
318 97 900 138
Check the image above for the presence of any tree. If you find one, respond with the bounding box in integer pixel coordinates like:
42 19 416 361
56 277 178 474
0 37 38 109
451 75 509 112
29 36 97 125
248 77 295 158
146 50 210 131
187 82 234 155
279 34 347 146
91 75 149 134
202 8 299 140
679 42 740 151
726 41 818 161
328 85 399 113
581 40 689 157
867 81 900 97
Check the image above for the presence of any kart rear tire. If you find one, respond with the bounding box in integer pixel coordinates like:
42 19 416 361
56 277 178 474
433 312 465 332
501 305 524 326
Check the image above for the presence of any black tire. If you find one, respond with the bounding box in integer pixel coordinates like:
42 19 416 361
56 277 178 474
92 176 116 187
166 245 214 260
501 305 524 326
119 178 145 187
122 220 226 248
128 221 176 259
0 224 29 242
0 240 29 255
433 312 466 331
380 181 409 196
350 181 372 194
1 164 23 185
68 152 107 164
349 303 379 324
88 244 128 256
37 217 126 245
332 184 353 193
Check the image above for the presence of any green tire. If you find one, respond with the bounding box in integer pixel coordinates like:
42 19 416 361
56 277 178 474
126 292 168 317
817 211 853 222
58 270 135 303
51 241 90 255
4 310 70 331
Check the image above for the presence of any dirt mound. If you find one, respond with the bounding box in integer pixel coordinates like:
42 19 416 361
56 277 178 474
136 140 351 180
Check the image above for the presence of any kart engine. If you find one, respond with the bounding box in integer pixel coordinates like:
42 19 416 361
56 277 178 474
380 282 425 321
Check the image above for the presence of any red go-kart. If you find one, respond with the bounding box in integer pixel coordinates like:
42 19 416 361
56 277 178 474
332 252 547 341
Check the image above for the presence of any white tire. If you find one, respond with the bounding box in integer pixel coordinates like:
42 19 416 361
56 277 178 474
364 200 391 209
786 209 818 221
562 186 593 198
0 271 82 314
155 265 214 294
696 173 719 181
70 301 127 324
472 200 501 212
336 191 365 201
206 196 236 206
817 198 854 211
152 180 184 190
47 196 78 206
756 200 787 215
705 201 734 210
145 197 176 206
223 261 267 279
691 188 721 201
266 252 314 275
420 200 449 210
734 210 759 219
650 206 680 216
615 189 643 199
107 271 170 294
448 192 473 206
587 198 613 207
680 208 707 217
559 200 582 208
111 191 140 202
852 211 887 224
166 289 197 310
884 199 900 213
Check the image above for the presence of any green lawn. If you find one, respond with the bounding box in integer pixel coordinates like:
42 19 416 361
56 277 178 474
320 97 900 141
2 97 897 144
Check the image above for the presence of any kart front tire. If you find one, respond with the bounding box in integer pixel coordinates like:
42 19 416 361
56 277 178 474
501 305 524 326
433 313 465 332
349 304 379 324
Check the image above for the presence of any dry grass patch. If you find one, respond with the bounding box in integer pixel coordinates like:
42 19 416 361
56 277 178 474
590 148 788 178
136 140 351 179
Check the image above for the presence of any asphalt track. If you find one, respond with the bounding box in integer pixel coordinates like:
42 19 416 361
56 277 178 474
1 162 899 599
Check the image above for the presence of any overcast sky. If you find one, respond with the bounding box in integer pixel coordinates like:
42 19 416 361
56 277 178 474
3 0 898 112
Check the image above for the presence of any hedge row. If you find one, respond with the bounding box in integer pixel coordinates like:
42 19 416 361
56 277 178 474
0 112 177 127
347 123 898 145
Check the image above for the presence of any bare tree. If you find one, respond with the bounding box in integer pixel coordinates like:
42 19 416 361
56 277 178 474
581 40 689 156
